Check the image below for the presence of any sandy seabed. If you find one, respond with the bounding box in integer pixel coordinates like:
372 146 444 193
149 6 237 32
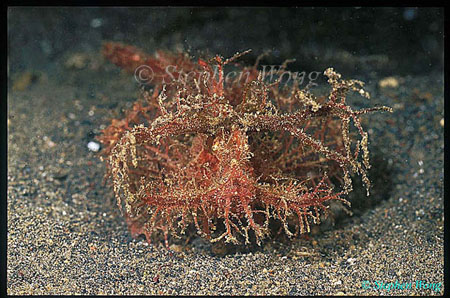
7 7 444 296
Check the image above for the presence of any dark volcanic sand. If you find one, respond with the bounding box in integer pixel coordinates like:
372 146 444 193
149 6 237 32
7 7 444 295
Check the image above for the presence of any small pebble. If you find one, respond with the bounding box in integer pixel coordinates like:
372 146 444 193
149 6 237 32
346 258 356 265
378 76 399 88
90 18 103 28
87 141 100 152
